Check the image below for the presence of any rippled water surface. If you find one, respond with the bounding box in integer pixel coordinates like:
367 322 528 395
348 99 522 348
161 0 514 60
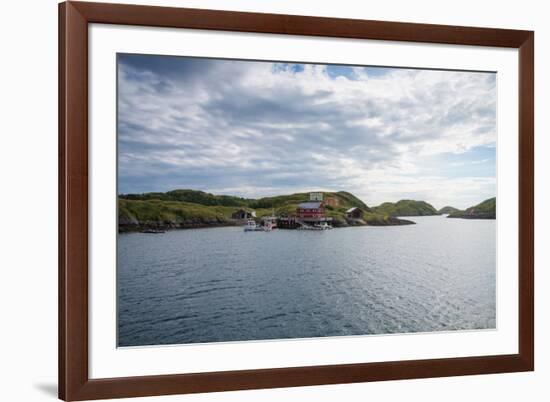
117 216 496 346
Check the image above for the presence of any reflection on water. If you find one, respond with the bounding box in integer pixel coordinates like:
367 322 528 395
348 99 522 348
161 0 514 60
117 216 496 346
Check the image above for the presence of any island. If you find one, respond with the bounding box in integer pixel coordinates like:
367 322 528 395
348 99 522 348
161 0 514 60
447 197 496 219
372 200 440 217
118 190 416 232
438 206 461 215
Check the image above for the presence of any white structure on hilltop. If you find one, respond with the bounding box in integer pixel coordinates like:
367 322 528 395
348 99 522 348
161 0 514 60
309 192 323 201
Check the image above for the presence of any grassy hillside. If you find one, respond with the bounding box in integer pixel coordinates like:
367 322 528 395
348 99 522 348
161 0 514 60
119 198 275 229
372 200 439 217
119 189 413 230
119 189 252 207
448 197 496 219
122 190 370 211
438 206 461 215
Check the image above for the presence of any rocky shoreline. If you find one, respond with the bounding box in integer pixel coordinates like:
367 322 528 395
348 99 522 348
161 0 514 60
330 217 415 227
447 212 495 220
118 216 239 233
119 215 415 233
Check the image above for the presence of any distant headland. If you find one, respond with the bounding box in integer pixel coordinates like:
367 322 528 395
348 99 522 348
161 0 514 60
446 197 496 220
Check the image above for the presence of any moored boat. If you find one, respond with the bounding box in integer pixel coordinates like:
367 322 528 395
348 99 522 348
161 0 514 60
243 220 267 232
316 222 333 230
297 221 333 230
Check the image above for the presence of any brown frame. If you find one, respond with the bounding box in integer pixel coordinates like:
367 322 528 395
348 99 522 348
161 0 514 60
59 1 534 400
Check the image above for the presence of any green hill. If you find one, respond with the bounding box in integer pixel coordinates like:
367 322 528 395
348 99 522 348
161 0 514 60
119 189 369 210
119 189 252 207
438 206 461 215
372 200 439 217
119 189 413 231
252 191 370 214
448 197 496 219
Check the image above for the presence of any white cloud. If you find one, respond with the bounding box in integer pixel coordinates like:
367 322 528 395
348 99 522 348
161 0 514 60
117 56 496 209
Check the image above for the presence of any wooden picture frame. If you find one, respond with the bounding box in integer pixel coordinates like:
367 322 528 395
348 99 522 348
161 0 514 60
59 1 534 400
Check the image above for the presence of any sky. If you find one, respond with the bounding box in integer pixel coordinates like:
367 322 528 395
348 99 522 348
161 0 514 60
117 54 497 210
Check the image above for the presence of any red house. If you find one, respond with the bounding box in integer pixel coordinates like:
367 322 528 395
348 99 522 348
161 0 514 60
296 202 325 219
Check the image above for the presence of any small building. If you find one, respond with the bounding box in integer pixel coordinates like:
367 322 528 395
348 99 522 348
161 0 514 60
231 209 256 219
309 192 324 202
297 202 325 219
345 207 364 219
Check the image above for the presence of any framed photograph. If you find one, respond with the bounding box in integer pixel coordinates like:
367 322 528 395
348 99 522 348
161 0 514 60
59 1 534 400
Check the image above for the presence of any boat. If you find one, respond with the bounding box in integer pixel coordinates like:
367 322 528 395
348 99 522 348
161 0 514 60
297 221 333 231
243 220 266 232
297 224 324 231
260 209 278 229
261 216 278 229
315 222 333 230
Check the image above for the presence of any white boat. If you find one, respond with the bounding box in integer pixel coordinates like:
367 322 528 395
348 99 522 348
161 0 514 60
243 220 267 232
297 225 321 231
297 221 333 230
297 225 324 231
316 222 333 230
261 213 278 229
